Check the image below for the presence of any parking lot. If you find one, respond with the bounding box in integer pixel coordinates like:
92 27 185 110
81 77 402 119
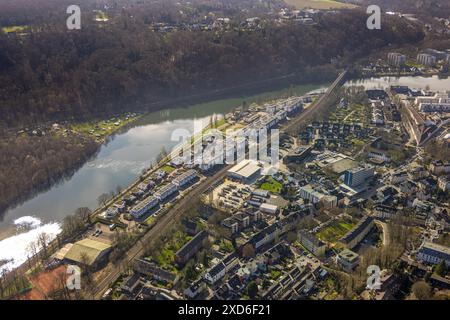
210 180 253 212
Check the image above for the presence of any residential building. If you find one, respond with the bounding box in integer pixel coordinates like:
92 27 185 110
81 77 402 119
339 216 374 249
133 259 177 283
247 222 282 252
154 183 178 202
387 52 407 67
361 272 400 300
390 170 408 184
368 152 390 164
298 184 337 207
204 253 239 285
130 196 159 219
374 205 397 220
173 169 198 189
221 218 239 236
336 249 360 272
417 53 436 67
438 176 450 192
429 160 450 175
423 48 450 61
121 274 142 294
408 166 428 181
204 261 226 285
418 103 450 113
417 242 450 266
175 230 208 266
343 166 374 188
298 230 326 257
233 212 250 229
415 92 450 105
184 279 206 299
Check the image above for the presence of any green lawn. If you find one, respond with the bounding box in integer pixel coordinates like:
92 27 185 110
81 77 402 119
270 270 282 280
161 165 176 173
144 216 155 226
69 113 140 140
316 218 356 243
260 176 283 194
1 25 28 33
219 239 234 253
154 231 192 272
285 0 357 10
213 118 227 128
406 61 425 69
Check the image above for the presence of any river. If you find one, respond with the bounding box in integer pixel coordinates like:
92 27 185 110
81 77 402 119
0 82 325 272
2 75 449 272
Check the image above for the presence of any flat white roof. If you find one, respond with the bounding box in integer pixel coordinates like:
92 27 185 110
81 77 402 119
228 160 261 179
260 203 278 210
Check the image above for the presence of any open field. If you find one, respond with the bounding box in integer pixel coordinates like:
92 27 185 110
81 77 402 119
316 218 356 243
161 165 176 173
1 25 28 33
68 113 140 141
285 0 357 10
259 176 283 194
20 265 67 300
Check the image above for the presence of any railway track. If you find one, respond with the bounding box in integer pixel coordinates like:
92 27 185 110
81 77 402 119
93 71 348 299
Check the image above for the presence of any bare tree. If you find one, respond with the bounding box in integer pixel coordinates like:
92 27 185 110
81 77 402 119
97 193 110 207
242 243 255 259
37 232 50 260
75 207 91 224
412 281 432 300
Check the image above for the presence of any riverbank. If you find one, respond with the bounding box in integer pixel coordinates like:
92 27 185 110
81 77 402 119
0 79 329 264
0 67 339 217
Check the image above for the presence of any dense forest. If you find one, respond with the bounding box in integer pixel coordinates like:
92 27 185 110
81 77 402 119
0 7 425 127
0 0 428 215
0 134 98 215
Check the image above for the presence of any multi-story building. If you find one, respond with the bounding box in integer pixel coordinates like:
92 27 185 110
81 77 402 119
247 222 282 252
343 166 374 188
417 242 450 266
336 249 360 272
423 48 450 61
417 53 437 67
298 230 327 257
408 166 428 181
390 170 408 184
339 216 374 249
130 196 159 219
387 52 407 67
415 92 450 105
154 183 178 202
175 230 208 266
429 160 450 175
204 253 239 285
438 176 450 192
173 169 198 189
418 103 450 113
298 184 337 207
